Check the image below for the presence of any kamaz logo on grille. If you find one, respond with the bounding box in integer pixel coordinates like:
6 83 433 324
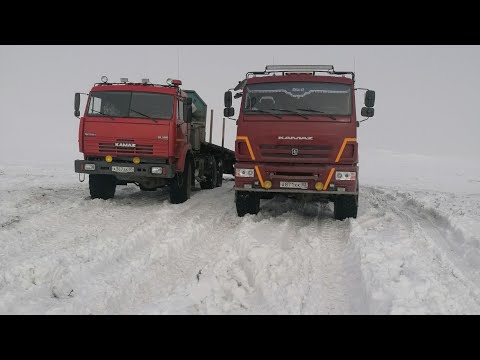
278 136 313 140
292 148 299 156
115 143 136 148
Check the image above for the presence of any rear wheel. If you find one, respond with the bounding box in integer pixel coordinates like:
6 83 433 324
170 157 192 204
334 195 358 220
235 191 260 217
200 155 217 190
216 159 223 187
89 175 116 200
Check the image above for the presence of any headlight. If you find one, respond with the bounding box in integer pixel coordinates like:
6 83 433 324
84 164 95 171
335 171 356 181
235 168 255 177
151 167 163 174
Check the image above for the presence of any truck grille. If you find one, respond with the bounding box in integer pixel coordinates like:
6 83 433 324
260 144 332 159
99 140 154 155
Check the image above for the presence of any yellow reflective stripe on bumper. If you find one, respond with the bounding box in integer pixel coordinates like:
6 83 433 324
255 165 265 188
323 168 335 190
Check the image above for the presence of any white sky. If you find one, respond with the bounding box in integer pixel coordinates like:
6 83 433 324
1 45 479 165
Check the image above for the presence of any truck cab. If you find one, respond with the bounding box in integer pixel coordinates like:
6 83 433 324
224 65 375 219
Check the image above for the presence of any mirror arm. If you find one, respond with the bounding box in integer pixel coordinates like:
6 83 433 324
357 117 370 126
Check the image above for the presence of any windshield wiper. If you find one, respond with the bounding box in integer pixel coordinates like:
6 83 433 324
271 108 309 119
90 109 117 121
245 109 283 119
130 108 156 122
296 108 337 120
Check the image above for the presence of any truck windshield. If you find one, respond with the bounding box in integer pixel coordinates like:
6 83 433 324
243 82 352 117
87 91 174 119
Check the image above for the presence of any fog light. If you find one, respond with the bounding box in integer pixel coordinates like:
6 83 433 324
84 164 95 171
133 157 140 164
315 182 324 191
105 155 113 163
151 167 163 174
235 168 255 177
264 180 272 189
335 171 356 181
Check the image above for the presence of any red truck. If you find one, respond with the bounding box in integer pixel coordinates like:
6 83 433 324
74 77 234 203
224 65 375 219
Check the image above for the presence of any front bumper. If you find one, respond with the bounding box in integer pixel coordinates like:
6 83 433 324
74 160 175 178
234 163 359 194
234 187 358 195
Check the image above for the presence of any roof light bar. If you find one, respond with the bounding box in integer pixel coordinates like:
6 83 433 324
120 77 128 83
265 65 334 72
141 78 149 84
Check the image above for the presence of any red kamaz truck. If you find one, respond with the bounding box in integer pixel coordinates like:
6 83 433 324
224 65 375 219
74 76 234 203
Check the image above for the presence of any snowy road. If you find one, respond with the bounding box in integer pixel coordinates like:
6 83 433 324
1 165 480 314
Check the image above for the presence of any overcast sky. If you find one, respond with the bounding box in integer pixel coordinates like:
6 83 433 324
1 45 479 166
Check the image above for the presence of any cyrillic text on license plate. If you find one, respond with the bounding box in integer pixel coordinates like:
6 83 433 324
112 166 134 173
279 181 308 190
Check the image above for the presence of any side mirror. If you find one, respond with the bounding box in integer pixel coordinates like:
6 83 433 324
185 105 193 123
361 107 375 117
224 107 235 117
74 93 81 117
364 90 375 108
224 91 232 108
234 92 242 99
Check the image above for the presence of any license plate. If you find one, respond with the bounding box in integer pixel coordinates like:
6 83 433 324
111 166 134 173
279 181 308 190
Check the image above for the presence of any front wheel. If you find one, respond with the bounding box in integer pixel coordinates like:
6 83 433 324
334 195 358 220
170 157 192 204
235 191 260 217
89 175 116 200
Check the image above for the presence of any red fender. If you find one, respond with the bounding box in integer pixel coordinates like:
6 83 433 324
175 143 192 172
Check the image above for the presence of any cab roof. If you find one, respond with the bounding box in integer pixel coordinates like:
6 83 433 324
91 83 179 95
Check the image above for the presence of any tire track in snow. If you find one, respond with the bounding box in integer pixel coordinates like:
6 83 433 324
353 186 480 314
6 167 479 314
184 197 367 314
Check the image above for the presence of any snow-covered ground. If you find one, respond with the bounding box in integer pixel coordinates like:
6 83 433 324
1 149 480 314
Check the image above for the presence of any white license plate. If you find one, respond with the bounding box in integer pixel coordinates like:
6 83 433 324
279 181 309 190
111 166 134 173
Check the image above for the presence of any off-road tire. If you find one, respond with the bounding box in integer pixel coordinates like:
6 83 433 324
170 157 192 204
200 155 217 190
235 191 260 217
334 195 358 220
89 175 116 200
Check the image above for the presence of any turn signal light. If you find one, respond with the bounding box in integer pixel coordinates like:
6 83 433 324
315 182 324 191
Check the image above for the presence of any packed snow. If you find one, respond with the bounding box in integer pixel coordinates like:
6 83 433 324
1 149 480 314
